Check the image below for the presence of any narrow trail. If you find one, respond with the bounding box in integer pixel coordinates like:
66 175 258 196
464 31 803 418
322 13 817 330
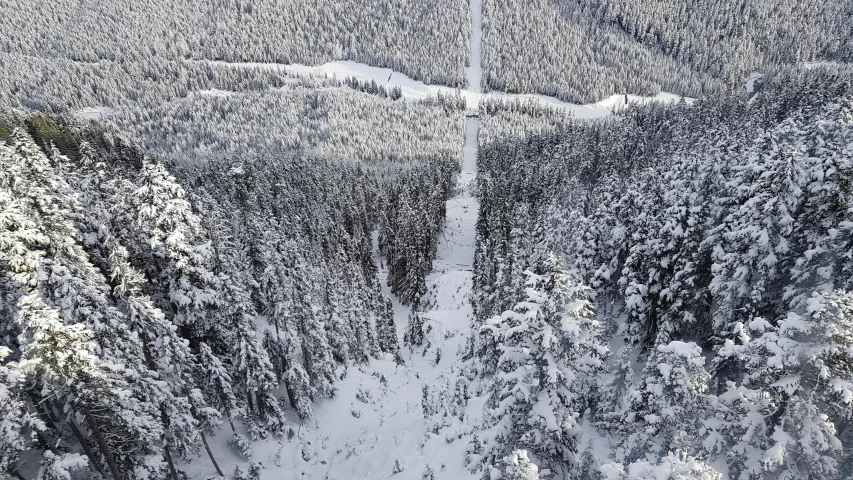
430 0 482 276
465 0 483 94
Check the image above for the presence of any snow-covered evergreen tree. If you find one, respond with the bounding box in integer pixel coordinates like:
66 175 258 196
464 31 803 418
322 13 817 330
710 290 853 479
487 449 540 480
405 308 427 348
600 453 723 480
0 347 42 479
618 341 710 464
598 346 636 421
481 255 608 476
132 157 221 337
34 452 89 480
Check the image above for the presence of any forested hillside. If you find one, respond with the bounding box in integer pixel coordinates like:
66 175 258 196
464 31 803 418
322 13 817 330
0 84 464 479
2 0 853 478
1 0 469 88
481 0 723 103
587 0 852 84
0 54 297 113
471 66 853 478
481 0 853 102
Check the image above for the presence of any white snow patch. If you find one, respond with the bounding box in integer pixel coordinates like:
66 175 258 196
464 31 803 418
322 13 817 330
745 72 765 94
195 89 234 98
203 59 691 117
466 0 483 92
74 106 116 119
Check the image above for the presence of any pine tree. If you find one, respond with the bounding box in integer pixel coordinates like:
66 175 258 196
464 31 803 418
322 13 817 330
0 347 42 479
295 288 338 402
785 104 853 305
34 452 89 480
404 307 426 347
578 440 602 480
197 342 243 431
598 346 635 421
378 297 402 360
322 267 354 364
230 305 287 437
487 450 540 480
482 255 607 476
132 157 221 338
620 341 710 464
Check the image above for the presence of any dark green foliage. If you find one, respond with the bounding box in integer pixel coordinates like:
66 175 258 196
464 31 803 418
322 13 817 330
25 116 80 160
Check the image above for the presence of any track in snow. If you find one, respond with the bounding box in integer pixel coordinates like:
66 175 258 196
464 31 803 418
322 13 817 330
466 0 483 93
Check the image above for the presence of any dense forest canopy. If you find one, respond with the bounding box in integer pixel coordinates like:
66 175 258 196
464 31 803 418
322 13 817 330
0 0 469 87
481 0 853 101
3 0 852 110
471 66 853 478
1 0 853 478
0 83 463 478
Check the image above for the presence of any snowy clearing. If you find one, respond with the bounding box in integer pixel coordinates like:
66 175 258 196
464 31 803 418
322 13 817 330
203 59 691 118
73 106 116 119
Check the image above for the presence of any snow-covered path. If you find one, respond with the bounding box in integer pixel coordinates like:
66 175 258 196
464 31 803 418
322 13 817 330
432 0 483 273
200 59 687 118
183 6 487 477
466 0 483 93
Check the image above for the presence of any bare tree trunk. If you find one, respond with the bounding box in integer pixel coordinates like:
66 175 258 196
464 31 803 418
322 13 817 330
36 398 106 478
200 430 224 477
164 445 179 480
29 398 61 449
65 419 107 478
83 407 123 480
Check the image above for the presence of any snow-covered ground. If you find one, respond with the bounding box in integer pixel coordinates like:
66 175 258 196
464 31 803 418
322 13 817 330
182 122 485 479
183 235 482 479
201 60 689 118
73 106 116 119
466 0 483 93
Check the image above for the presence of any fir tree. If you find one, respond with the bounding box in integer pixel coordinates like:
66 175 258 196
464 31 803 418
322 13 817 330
487 449 540 480
620 341 710 464
482 255 607 476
